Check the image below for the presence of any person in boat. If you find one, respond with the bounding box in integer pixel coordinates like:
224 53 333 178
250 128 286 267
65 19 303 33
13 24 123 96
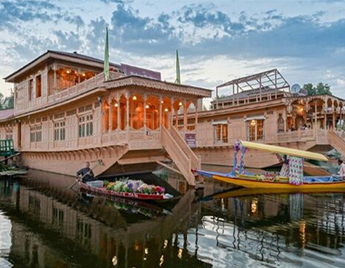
337 159 345 180
76 162 94 183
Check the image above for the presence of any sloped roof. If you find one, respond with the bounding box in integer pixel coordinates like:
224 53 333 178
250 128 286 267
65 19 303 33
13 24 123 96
4 50 121 82
0 109 14 121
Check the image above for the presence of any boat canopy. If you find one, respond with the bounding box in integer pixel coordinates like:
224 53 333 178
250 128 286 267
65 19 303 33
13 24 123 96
239 140 328 162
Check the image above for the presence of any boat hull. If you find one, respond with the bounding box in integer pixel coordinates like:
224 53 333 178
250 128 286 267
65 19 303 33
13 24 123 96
80 182 166 200
197 170 345 191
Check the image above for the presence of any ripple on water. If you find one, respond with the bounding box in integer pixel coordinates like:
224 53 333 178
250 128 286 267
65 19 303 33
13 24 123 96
0 211 12 267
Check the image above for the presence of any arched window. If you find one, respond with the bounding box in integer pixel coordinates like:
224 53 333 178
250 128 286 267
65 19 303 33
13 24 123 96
146 95 160 130
111 99 118 130
129 94 144 130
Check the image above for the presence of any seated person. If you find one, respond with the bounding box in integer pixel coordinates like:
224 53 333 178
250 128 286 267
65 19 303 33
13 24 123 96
76 162 94 183
337 159 345 180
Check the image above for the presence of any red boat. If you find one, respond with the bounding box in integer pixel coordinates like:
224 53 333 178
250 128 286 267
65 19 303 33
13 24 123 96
79 182 172 201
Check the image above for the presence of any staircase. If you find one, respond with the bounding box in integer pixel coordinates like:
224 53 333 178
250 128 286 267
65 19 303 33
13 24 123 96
327 130 345 156
161 125 200 186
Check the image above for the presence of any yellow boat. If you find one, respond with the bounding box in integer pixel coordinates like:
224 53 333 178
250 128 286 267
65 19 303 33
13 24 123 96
196 140 345 191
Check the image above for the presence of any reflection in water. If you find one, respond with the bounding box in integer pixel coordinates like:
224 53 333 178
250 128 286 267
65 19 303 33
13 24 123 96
0 174 345 267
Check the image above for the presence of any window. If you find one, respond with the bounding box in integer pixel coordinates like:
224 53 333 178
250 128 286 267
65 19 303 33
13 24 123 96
247 119 264 141
79 114 93 137
214 124 228 143
54 121 66 141
36 75 41 98
277 114 284 132
30 125 42 142
28 79 34 101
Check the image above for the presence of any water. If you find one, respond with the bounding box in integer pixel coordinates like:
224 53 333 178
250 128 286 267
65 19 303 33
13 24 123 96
0 172 345 268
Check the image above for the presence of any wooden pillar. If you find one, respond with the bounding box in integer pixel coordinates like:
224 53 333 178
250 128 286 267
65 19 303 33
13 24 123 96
183 99 187 132
259 76 262 102
53 63 57 92
117 96 120 131
126 94 129 129
108 97 112 132
314 101 318 128
159 96 163 129
144 94 147 136
283 108 287 132
333 111 336 129
194 101 198 132
170 97 174 128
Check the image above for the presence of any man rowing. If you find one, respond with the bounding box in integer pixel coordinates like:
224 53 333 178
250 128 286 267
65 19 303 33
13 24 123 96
76 162 95 183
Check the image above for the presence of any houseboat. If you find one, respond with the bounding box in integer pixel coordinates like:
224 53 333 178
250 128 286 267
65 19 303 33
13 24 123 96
1 50 211 186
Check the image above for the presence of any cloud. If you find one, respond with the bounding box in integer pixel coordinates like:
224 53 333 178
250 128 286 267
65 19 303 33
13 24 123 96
53 30 83 50
0 1 84 30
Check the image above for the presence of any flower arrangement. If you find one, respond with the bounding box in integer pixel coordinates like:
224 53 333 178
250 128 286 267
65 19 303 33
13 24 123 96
105 178 166 195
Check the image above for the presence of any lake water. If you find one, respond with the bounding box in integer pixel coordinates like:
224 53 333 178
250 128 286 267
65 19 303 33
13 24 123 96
0 170 345 268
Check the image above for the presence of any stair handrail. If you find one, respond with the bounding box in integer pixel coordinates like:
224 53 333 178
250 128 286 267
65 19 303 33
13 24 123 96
161 126 195 185
167 123 201 169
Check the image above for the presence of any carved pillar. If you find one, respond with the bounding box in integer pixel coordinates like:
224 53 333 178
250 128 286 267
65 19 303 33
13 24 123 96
314 101 318 128
53 63 57 93
170 97 174 128
144 94 147 136
183 99 187 132
108 96 112 132
126 93 129 129
194 100 198 132
159 96 162 129
117 95 120 131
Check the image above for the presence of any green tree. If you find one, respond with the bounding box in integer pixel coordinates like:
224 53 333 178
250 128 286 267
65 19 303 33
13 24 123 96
303 82 332 96
6 93 14 109
0 92 3 109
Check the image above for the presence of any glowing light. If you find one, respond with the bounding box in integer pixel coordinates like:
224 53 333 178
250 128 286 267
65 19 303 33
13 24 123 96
114 103 118 107
159 255 164 266
178 102 182 106
177 249 183 259
82 73 86 77
133 96 137 101
145 248 149 254
250 120 256 126
300 107 304 112
251 199 258 214
112 256 118 266
146 104 150 109
163 239 168 249
161 100 164 104
66 70 71 74
164 108 168 112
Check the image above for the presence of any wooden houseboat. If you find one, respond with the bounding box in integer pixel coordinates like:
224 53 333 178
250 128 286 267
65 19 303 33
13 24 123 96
1 50 211 186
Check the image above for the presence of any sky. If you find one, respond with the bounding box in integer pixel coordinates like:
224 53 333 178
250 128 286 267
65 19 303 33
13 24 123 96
0 0 344 103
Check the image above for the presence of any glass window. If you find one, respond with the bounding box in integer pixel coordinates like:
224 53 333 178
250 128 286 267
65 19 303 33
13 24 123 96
214 124 228 144
247 119 264 141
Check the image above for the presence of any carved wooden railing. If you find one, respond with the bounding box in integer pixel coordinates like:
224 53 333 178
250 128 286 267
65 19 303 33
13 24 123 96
161 126 195 186
168 124 201 170
328 130 345 156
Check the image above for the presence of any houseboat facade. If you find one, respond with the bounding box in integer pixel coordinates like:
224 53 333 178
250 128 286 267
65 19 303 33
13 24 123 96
193 69 345 169
2 51 345 184
1 50 211 185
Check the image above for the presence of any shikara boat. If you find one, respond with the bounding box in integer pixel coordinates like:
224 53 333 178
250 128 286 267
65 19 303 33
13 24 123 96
79 181 174 201
196 140 345 191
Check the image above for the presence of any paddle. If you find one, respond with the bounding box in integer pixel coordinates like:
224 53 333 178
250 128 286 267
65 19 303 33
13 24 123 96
67 159 104 190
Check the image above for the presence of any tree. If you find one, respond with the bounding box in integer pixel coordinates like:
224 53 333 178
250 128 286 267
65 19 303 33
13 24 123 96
303 82 332 96
0 92 3 109
6 94 14 109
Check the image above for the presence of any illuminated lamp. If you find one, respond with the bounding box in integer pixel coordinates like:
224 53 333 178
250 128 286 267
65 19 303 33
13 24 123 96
161 100 164 104
164 108 168 112
146 104 150 108
133 95 137 101
114 103 118 107
178 102 182 106
250 120 256 126
82 73 86 77
66 70 71 74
